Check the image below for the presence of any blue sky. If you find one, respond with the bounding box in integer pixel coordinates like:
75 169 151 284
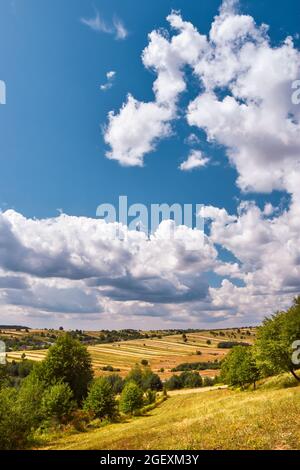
0 0 300 329
0 0 298 219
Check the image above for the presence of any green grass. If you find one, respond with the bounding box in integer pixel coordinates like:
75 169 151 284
41 384 300 450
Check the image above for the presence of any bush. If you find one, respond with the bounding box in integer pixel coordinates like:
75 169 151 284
41 382 75 422
0 386 39 449
141 359 148 366
84 377 118 420
0 365 9 389
119 381 144 415
145 389 156 405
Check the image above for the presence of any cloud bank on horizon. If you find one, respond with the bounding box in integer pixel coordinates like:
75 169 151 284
1 0 300 328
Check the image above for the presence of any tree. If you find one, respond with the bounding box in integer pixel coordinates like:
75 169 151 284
126 365 163 391
84 377 118 420
142 368 163 391
41 382 75 422
141 359 148 366
125 364 143 388
17 367 47 425
41 333 93 403
180 371 202 388
221 346 259 389
119 381 144 415
106 374 124 394
255 297 300 382
165 374 183 391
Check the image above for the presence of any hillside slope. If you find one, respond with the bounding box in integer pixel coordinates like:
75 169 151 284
42 385 300 450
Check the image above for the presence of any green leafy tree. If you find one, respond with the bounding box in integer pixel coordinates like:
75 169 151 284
106 373 124 394
83 377 118 420
41 333 93 402
119 381 144 415
221 346 260 389
142 368 163 391
17 366 47 425
165 374 183 391
126 365 162 391
255 297 300 382
125 364 143 387
180 371 202 388
41 382 75 422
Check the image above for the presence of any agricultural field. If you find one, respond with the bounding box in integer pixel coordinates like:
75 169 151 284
6 328 256 380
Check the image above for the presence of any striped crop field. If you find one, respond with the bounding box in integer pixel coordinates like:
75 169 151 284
6 328 255 379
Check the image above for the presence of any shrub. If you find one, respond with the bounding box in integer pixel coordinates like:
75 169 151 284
84 377 118 420
0 387 31 449
141 359 148 366
119 381 144 415
0 380 46 450
145 389 156 405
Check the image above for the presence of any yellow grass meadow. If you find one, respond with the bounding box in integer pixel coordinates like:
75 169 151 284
40 384 300 450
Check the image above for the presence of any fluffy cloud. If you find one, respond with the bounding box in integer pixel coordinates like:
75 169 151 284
179 150 209 171
104 95 173 166
0 210 221 324
104 1 300 196
104 11 208 166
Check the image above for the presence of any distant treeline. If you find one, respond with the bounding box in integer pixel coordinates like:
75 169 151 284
0 325 30 330
171 361 221 372
218 341 250 349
